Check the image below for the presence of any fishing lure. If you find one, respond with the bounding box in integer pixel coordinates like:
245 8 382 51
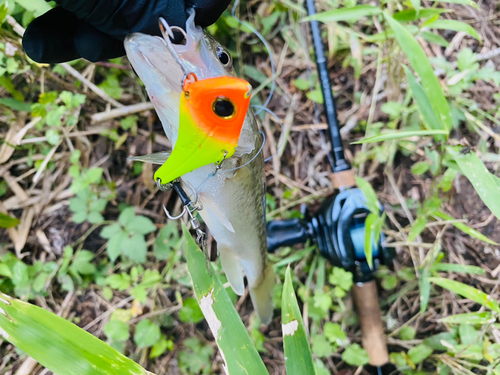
154 70 252 186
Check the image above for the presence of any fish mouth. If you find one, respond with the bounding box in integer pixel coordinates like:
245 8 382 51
155 9 233 80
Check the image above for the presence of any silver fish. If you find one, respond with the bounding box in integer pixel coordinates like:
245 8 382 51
124 10 275 324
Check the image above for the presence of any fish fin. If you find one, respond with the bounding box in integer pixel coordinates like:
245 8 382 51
219 246 245 295
248 262 275 325
128 152 171 165
200 194 235 233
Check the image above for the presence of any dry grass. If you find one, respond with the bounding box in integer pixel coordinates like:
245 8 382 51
0 0 500 374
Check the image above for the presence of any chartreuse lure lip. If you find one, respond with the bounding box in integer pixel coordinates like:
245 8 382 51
154 73 252 185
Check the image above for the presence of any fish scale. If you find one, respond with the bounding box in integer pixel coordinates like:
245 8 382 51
124 11 275 324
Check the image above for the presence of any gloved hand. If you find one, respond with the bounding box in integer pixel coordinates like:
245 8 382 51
23 0 231 64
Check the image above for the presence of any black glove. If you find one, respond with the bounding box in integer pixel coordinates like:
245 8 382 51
23 0 231 64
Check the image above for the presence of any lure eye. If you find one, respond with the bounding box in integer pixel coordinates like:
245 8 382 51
213 97 235 119
216 46 233 69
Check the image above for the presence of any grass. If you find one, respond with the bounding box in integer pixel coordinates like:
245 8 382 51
1 0 500 374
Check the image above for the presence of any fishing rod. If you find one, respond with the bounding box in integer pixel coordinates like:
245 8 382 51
266 1 398 373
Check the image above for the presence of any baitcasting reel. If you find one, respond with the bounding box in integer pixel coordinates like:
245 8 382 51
267 187 394 283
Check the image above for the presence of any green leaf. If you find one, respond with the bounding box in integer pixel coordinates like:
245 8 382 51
408 343 433 364
304 5 381 22
419 267 431 313
459 324 479 345
381 275 398 290
121 234 148 263
106 273 131 291
439 312 495 325
98 75 123 100
183 223 269 375
306 89 324 104
355 176 380 215
104 320 130 342
282 266 315 375
426 19 481 41
354 129 448 144
0 263 13 278
85 168 103 184
384 13 452 132
403 66 443 132
179 298 204 324
0 212 19 228
431 263 485 275
150 337 173 359
399 326 416 341
323 322 347 346
0 98 32 112
154 223 179 260
429 277 500 312
342 343 370 366
0 294 149 375
424 332 459 351
126 216 156 235
433 211 497 245
393 8 450 22
134 320 161 348
408 215 428 242
118 207 136 226
100 223 122 239
178 337 215 375
72 251 96 275
364 212 377 269
430 0 478 7
311 334 333 358
420 31 450 47
87 211 104 224
14 0 51 16
447 148 500 221
0 76 24 101
292 79 310 91
329 267 353 291
412 161 430 175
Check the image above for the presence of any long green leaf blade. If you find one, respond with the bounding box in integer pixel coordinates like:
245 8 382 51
431 263 485 275
303 5 381 22
403 66 442 131
353 129 448 144
447 148 500 221
431 0 478 8
439 312 495 325
183 224 269 375
384 13 452 132
0 294 149 375
282 266 315 375
0 212 19 228
426 19 481 41
433 211 498 245
429 277 500 312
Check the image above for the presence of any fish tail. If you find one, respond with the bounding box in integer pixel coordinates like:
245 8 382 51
248 262 275 325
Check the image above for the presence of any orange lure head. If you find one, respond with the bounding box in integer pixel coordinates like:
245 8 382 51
153 74 253 185
182 74 252 147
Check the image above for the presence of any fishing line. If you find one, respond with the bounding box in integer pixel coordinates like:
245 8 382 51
231 0 276 114
252 105 285 162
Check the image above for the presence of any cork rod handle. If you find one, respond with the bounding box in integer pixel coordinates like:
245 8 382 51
352 280 389 367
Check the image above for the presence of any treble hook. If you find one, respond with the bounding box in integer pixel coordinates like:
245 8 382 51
160 179 202 220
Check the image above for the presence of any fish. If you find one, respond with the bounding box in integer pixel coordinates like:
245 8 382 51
124 10 275 324
154 75 252 185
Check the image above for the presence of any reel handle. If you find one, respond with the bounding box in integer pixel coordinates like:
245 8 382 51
266 218 313 252
352 280 390 367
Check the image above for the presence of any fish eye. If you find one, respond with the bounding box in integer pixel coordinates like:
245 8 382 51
216 46 232 69
213 97 235 119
